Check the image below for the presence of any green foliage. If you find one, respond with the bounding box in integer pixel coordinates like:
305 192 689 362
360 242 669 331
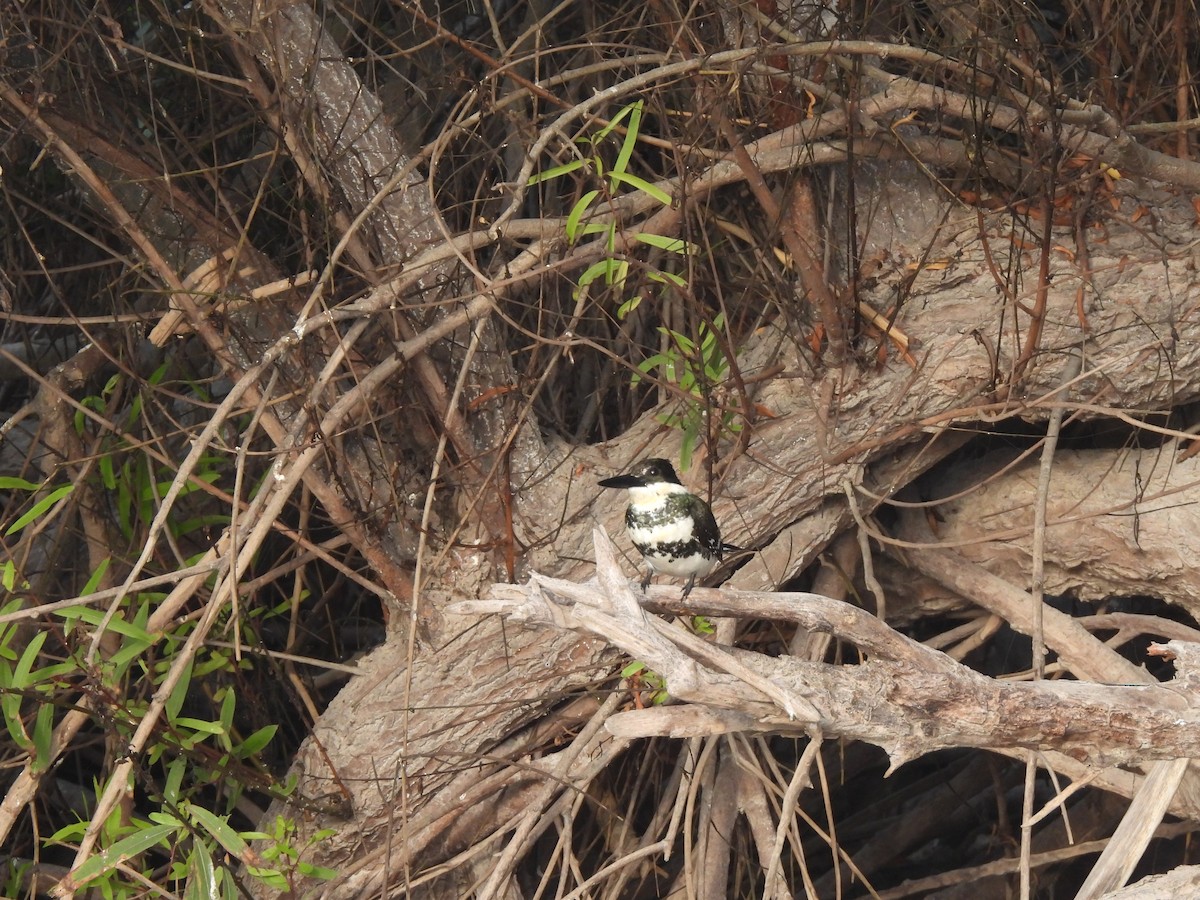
0 368 329 895
634 314 739 470
530 100 692 319
531 101 743 467
0 582 320 895
621 659 670 705
0 476 76 537
47 800 337 897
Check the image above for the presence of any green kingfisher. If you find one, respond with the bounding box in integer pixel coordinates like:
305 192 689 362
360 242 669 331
598 458 737 598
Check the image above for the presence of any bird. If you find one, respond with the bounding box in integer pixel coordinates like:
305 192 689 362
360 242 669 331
598 458 738 599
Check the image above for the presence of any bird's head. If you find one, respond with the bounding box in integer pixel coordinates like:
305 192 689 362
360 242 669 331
598 457 682 490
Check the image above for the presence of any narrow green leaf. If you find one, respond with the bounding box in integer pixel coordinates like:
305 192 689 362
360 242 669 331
55 606 152 641
117 465 134 540
166 657 193 721
646 270 687 287
70 822 175 886
0 476 42 491
218 689 235 732
661 328 695 354
297 862 339 880
634 233 690 253
185 843 218 900
245 867 289 891
611 100 643 178
527 158 587 185
107 635 152 671
609 259 629 289
162 757 186 807
148 809 184 828
185 803 249 856
237 724 278 758
617 296 643 320
609 171 672 205
99 453 116 491
5 484 74 536
576 259 616 290
2 690 30 750
81 558 111 596
101 373 122 398
13 630 48 690
565 190 600 243
595 100 639 142
32 701 55 771
50 820 88 843
1 560 15 591
173 716 225 736
679 429 697 472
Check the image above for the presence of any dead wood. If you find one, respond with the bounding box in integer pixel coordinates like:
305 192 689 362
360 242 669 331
457 530 1200 772
5 0 1200 896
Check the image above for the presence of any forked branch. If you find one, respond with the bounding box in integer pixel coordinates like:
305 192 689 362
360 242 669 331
456 528 1200 771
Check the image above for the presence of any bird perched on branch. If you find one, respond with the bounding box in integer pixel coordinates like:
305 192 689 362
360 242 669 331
598 458 738 599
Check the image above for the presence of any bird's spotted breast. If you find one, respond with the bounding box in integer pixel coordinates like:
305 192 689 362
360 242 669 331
636 542 717 578
627 508 695 547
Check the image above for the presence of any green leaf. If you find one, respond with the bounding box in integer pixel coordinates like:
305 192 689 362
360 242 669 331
2 690 30 751
621 660 647 677
162 757 186 807
595 99 643 143
527 157 587 186
50 820 89 843
611 100 643 178
576 259 618 291
633 232 689 253
237 724 278 758
661 328 695 355
55 606 152 642
646 270 687 287
297 861 339 880
565 190 600 243
70 822 175 887
609 258 629 290
0 476 42 491
81 558 111 596
680 421 699 471
218 688 236 732
171 514 232 539
185 846 218 900
12 630 47 690
185 803 249 857
98 453 117 491
609 171 673 205
31 700 55 771
166 657 193 721
106 634 153 672
117 464 134 539
616 296 643 319
245 867 289 891
173 716 225 736
1 560 15 591
4 483 74 536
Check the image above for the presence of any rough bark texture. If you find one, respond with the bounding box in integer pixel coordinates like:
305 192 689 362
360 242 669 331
264 186 1200 894
6 0 1200 896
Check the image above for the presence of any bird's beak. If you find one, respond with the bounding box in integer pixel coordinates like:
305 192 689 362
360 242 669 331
598 474 643 489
